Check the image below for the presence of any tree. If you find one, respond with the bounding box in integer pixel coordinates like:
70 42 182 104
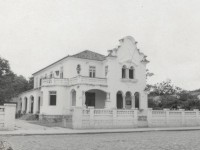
0 57 12 76
150 79 182 96
0 57 33 104
26 77 34 90
148 79 200 110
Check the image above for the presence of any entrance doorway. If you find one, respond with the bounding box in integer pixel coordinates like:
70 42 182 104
125 92 132 109
135 92 140 109
116 91 123 109
85 92 95 107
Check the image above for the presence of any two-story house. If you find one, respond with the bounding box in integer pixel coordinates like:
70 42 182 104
18 36 149 118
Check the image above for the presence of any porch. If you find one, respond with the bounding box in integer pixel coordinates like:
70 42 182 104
19 89 42 115
69 89 141 110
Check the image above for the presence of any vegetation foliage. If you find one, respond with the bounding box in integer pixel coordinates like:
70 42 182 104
148 79 200 110
0 57 33 104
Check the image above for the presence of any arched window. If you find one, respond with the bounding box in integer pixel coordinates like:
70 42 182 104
122 65 126 78
135 92 140 109
129 66 134 79
125 92 132 109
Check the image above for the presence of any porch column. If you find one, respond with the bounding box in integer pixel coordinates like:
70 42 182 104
82 91 86 107
131 95 135 109
33 97 38 114
123 94 125 109
126 68 129 79
105 92 111 108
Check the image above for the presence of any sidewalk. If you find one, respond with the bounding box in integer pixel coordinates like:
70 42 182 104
1 120 200 136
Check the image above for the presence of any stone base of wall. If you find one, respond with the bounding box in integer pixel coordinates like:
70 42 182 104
39 114 73 128
39 115 63 123
63 115 73 128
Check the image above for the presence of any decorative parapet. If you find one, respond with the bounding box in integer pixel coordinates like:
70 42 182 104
69 76 107 87
42 78 69 86
42 76 107 87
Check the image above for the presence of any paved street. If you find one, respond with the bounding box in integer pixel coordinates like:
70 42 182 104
1 130 200 150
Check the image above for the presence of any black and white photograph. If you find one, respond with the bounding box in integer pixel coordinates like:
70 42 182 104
0 0 200 149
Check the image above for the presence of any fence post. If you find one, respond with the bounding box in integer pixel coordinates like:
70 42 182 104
164 109 170 126
134 108 138 127
4 104 16 130
179 109 185 126
72 107 82 129
147 108 152 127
193 109 199 126
89 107 94 128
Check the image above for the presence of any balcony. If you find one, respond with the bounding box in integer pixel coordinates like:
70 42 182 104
42 76 107 87
42 78 69 86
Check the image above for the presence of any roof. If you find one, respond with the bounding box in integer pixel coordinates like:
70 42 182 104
33 50 106 75
71 50 106 61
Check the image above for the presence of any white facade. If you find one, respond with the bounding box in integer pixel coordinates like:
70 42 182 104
19 36 149 115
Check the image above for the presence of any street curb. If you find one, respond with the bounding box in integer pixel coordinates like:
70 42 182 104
1 127 200 136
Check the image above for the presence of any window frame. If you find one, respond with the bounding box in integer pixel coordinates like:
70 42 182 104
122 65 126 79
49 91 57 106
129 66 134 79
89 66 96 78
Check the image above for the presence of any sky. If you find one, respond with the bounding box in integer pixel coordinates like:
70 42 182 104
0 0 200 91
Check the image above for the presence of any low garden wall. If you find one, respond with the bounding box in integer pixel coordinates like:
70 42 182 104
148 109 200 127
0 104 16 130
71 107 138 129
68 107 200 129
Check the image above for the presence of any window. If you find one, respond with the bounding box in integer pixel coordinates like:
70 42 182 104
129 66 134 79
39 78 42 86
55 70 59 76
105 66 108 77
89 66 96 78
122 65 126 78
49 91 56 106
60 67 63 78
50 72 53 78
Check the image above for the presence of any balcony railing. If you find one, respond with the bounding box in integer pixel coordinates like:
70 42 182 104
42 76 107 87
42 78 69 86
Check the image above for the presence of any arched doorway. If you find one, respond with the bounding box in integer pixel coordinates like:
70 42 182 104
85 89 106 108
71 89 76 107
135 92 140 109
30 96 34 114
24 97 27 113
125 92 132 109
116 91 123 109
38 97 40 113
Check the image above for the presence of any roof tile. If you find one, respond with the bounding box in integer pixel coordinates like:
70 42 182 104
72 50 106 61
